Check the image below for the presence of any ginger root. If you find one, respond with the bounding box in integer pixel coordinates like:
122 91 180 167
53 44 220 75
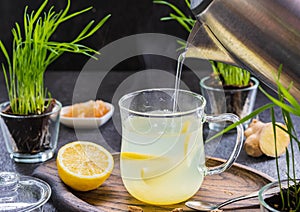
244 119 290 157
244 133 264 157
244 119 266 157
63 100 109 118
259 122 290 157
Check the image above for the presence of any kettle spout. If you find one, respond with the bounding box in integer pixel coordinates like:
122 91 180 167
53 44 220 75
185 22 236 65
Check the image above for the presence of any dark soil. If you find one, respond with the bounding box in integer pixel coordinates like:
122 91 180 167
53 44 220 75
204 78 255 118
264 183 300 211
2 99 56 154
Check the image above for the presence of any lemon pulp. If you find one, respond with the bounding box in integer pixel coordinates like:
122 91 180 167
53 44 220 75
57 141 114 191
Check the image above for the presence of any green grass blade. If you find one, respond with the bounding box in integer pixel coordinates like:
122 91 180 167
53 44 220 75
0 41 12 72
153 0 187 18
59 7 93 24
260 87 300 116
206 103 275 142
31 0 48 24
60 0 71 19
277 80 300 111
176 40 186 51
75 14 111 42
185 0 191 7
169 14 192 32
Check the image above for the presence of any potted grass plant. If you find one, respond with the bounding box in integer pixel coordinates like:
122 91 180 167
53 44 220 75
0 0 110 163
154 0 259 130
210 66 300 211
246 75 300 211
257 70 300 211
200 62 259 130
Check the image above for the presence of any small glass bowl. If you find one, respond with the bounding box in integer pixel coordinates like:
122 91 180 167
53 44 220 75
0 172 51 212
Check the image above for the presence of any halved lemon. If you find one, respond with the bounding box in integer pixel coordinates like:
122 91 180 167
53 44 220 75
57 141 114 191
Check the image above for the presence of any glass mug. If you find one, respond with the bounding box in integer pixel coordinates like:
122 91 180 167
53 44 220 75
119 88 243 205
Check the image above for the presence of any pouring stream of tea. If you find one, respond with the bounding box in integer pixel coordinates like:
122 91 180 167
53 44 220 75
173 52 186 112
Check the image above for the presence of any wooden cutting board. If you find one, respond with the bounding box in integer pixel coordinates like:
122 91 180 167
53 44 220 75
33 154 274 212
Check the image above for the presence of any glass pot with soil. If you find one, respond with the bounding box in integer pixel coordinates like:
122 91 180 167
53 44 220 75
0 99 61 163
259 179 300 211
200 76 259 131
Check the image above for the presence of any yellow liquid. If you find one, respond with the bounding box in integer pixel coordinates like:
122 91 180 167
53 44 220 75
120 115 205 205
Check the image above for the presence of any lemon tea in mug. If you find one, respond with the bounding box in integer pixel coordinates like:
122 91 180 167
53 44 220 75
119 89 243 205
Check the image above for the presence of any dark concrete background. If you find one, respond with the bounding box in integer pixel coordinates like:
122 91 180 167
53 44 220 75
0 0 190 71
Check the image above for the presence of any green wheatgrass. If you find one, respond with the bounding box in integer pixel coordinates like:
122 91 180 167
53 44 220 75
0 0 110 115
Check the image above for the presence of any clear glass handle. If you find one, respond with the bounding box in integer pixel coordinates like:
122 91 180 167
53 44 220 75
204 113 244 175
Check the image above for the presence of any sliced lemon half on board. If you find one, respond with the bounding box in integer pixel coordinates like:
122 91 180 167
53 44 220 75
57 141 114 191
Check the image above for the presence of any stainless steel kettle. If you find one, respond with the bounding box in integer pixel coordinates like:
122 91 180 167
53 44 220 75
186 0 300 100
